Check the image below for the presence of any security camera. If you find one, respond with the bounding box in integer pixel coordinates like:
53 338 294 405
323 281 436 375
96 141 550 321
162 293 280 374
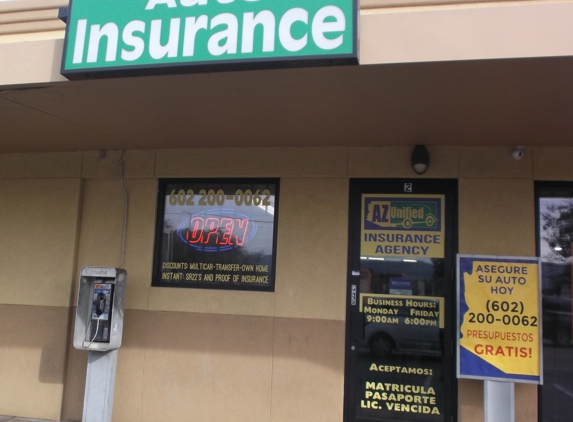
512 147 524 160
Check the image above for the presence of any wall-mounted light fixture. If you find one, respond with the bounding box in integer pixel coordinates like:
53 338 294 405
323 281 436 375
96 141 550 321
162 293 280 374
512 147 524 160
411 145 430 174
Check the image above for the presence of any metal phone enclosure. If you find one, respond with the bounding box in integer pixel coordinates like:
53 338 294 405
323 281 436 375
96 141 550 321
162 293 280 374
73 267 127 351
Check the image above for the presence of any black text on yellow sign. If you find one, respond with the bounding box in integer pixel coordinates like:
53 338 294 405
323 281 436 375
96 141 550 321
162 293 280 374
361 194 445 259
458 255 542 382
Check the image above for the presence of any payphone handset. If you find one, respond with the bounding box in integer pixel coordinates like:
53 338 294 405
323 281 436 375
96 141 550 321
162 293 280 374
92 283 113 320
73 267 127 352
85 282 115 344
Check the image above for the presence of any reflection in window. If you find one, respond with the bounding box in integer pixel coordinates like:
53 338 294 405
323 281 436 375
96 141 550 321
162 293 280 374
360 257 444 297
538 192 573 422
357 256 446 421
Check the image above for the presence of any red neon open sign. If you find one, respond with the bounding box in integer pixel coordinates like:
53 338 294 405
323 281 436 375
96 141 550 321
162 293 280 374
177 213 255 251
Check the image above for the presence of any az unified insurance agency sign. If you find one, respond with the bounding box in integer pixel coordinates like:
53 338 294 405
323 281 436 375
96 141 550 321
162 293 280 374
60 0 358 79
361 194 446 259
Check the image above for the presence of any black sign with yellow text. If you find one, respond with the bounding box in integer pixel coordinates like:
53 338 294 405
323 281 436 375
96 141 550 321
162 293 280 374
358 294 445 421
152 178 279 291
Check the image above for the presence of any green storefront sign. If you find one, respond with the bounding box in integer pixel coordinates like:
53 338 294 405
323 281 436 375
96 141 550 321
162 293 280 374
60 0 358 79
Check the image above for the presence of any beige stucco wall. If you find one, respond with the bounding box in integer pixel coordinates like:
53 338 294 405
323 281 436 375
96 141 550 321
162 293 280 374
0 161 81 419
0 145 561 421
3 1 573 86
0 0 567 45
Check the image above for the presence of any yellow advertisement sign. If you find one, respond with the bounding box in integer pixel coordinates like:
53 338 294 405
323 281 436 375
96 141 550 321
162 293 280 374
458 255 542 383
361 194 445 259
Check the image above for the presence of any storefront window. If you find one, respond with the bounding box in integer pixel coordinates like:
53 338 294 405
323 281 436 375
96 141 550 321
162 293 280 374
537 184 573 422
152 178 279 291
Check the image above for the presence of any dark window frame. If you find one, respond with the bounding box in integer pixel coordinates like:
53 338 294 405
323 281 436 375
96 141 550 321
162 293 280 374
344 178 459 422
152 177 280 292
535 181 573 422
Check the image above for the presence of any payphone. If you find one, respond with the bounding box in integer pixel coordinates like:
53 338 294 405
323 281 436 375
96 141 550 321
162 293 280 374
73 267 127 352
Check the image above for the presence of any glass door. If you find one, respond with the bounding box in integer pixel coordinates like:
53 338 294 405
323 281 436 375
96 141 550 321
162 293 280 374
344 179 457 422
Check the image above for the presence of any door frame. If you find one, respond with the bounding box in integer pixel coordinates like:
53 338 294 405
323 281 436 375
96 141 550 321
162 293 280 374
535 181 573 422
343 178 459 422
